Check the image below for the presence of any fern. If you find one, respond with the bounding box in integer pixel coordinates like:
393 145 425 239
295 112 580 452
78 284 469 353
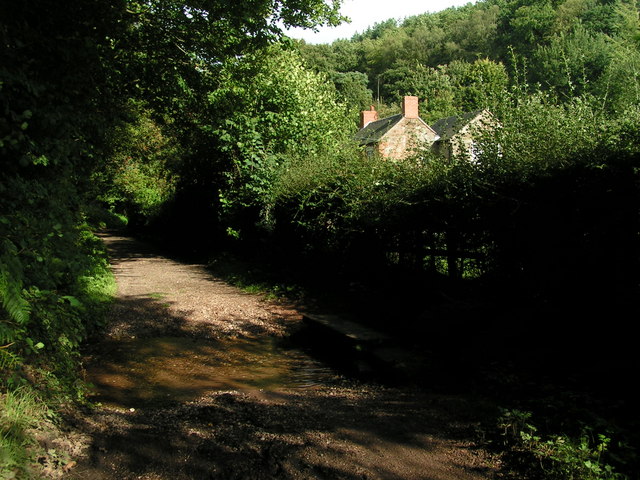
0 276 30 326
0 344 20 371
0 240 29 379
0 241 30 326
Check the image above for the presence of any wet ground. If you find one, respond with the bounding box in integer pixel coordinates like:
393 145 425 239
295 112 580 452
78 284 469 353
64 233 500 480
86 335 341 407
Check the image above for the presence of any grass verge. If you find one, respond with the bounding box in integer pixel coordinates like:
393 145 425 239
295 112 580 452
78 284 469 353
1 387 51 479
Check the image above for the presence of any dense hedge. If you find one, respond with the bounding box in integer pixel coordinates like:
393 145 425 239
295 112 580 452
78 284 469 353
265 97 639 300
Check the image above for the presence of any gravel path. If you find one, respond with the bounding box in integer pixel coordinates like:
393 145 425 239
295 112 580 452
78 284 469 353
65 233 500 480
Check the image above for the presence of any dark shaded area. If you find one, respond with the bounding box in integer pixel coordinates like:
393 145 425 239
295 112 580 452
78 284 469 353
184 159 640 478
69 386 492 480
198 259 639 478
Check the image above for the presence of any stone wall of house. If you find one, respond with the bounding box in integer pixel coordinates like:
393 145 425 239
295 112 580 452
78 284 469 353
449 133 476 159
443 111 498 161
377 118 437 160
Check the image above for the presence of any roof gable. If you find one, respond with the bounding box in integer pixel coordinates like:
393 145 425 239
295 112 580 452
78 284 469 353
431 110 488 141
354 114 403 145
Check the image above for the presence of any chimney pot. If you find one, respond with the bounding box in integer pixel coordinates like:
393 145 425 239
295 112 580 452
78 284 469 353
360 105 379 129
402 96 419 119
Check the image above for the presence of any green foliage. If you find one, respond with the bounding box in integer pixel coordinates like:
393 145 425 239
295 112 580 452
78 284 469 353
508 1 557 52
595 41 640 114
447 59 510 111
297 0 640 116
1 215 116 392
498 410 627 479
209 44 354 233
493 91 605 173
94 104 180 224
269 140 447 269
0 387 50 479
0 244 30 328
331 71 374 113
1 0 122 392
531 27 612 97
386 64 458 122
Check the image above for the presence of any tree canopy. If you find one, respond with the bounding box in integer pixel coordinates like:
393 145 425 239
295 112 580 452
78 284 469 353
295 0 640 117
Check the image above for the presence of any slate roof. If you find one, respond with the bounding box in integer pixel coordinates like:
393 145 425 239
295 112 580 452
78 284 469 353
354 114 403 145
430 110 485 141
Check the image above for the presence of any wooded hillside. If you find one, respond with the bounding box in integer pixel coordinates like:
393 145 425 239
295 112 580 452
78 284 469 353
297 0 640 119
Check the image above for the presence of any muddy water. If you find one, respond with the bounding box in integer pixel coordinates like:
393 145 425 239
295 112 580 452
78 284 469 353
85 335 340 407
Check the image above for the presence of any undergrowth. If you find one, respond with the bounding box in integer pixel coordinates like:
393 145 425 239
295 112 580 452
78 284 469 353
1 228 116 479
497 409 629 480
0 387 51 479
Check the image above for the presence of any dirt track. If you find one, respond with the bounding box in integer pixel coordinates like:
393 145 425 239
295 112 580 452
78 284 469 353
66 233 500 480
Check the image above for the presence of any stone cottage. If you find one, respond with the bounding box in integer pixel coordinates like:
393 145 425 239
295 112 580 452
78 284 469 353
355 97 498 162
354 96 438 160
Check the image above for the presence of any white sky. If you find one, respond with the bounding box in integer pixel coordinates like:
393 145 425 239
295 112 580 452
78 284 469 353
285 0 476 44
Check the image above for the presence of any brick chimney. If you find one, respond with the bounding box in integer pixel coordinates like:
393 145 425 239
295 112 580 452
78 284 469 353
402 96 419 119
360 105 378 129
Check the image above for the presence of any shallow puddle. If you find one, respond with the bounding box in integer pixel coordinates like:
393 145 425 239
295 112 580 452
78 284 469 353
85 336 339 407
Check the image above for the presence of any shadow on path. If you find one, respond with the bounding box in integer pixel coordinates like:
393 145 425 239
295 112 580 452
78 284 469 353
69 232 498 480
